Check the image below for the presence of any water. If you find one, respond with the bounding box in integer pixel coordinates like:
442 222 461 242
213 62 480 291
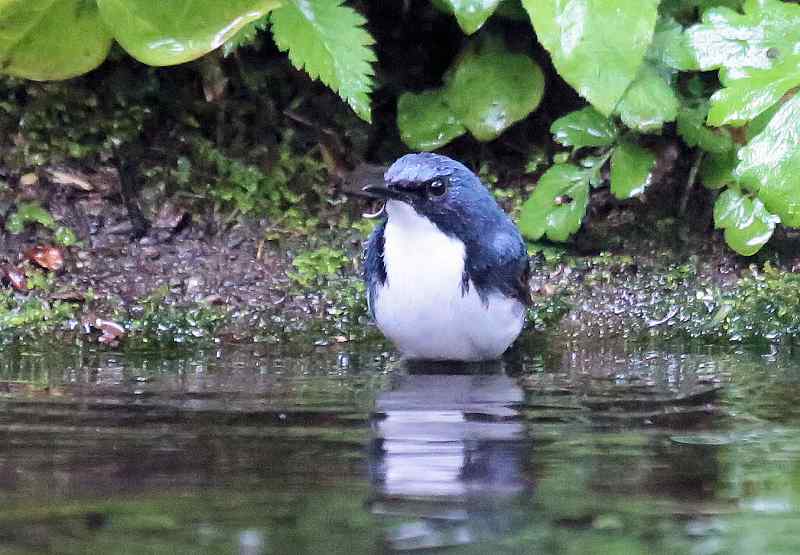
0 337 799 554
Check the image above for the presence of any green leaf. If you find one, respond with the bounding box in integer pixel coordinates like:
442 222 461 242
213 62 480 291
700 149 738 190
0 0 113 80
736 93 800 227
550 106 617 148
97 0 280 66
523 0 659 116
610 142 656 199
271 0 376 122
677 101 734 154
54 226 78 247
5 201 55 234
615 63 679 133
713 188 779 256
686 0 800 126
223 15 270 57
441 0 502 34
397 89 466 151
445 35 545 141
649 17 698 72
518 164 590 242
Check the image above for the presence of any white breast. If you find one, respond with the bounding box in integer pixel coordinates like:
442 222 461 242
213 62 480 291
372 201 525 361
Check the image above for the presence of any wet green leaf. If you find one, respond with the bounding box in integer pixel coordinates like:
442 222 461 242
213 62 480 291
713 188 779 256
700 149 738 190
53 226 78 247
5 201 55 234
745 99 782 142
519 164 590 242
686 0 800 126
677 102 734 154
271 0 375 122
440 0 502 34
550 107 617 148
397 89 466 151
222 15 270 57
649 17 697 72
523 0 659 116
610 142 656 199
97 0 280 66
616 63 679 133
0 0 113 80
445 35 545 141
736 93 800 227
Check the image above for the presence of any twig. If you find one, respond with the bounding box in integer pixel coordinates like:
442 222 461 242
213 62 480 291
679 150 704 218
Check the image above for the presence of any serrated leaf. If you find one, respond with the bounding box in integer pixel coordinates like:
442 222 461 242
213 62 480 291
523 0 659 116
610 142 656 199
0 0 113 80
550 106 617 148
397 89 466 151
271 0 376 122
677 101 734 154
616 63 679 133
686 0 800 126
441 0 503 34
223 15 270 57
713 188 779 256
445 35 545 141
735 93 800 227
519 164 590 242
97 0 280 66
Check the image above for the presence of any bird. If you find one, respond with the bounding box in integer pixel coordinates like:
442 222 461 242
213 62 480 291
362 153 531 361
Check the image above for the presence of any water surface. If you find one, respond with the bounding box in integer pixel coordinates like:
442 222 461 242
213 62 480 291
0 337 799 554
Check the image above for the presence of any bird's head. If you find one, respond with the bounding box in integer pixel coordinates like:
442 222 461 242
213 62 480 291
363 153 505 238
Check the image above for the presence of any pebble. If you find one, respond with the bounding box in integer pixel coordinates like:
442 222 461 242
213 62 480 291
142 246 160 259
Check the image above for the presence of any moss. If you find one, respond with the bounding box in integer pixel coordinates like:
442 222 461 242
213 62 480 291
528 290 572 331
123 285 229 346
715 263 800 342
289 247 350 288
0 268 80 339
0 75 151 170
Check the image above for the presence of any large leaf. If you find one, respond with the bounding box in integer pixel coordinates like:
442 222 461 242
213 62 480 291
523 0 659 116
271 0 375 122
615 63 679 133
735 93 800 227
97 0 280 66
519 164 590 242
686 0 800 126
0 0 113 80
610 142 656 199
615 17 691 133
396 89 466 151
550 106 617 149
445 35 545 141
440 0 503 34
713 188 779 256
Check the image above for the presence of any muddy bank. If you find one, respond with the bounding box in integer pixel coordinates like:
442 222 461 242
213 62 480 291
2 69 800 350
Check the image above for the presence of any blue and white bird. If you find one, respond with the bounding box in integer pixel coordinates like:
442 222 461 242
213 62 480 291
363 153 531 361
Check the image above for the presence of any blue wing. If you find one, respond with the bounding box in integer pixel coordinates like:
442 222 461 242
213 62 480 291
363 220 387 319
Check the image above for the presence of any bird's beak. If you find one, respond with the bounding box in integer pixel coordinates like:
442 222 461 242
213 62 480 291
361 184 408 201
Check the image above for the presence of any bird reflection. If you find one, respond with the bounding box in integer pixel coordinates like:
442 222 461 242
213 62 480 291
369 360 532 551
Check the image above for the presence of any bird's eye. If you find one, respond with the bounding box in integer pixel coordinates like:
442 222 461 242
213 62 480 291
427 179 447 198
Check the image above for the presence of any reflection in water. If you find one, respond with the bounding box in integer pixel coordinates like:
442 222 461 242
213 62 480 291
1 340 800 552
369 362 532 551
